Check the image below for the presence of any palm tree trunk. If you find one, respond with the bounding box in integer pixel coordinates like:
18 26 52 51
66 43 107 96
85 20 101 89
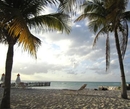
114 28 127 99
0 43 14 109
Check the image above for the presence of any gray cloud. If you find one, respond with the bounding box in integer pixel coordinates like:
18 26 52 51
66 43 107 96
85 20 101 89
13 62 67 75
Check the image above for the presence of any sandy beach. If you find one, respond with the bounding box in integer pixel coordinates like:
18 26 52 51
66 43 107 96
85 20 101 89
0 88 130 109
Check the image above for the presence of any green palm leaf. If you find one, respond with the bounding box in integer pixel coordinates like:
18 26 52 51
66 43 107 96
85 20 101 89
58 0 85 15
27 13 70 34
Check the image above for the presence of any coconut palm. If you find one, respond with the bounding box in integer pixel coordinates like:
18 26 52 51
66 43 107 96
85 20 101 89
0 0 70 108
75 0 130 99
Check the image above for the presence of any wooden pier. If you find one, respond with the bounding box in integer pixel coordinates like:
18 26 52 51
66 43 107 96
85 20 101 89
25 82 51 87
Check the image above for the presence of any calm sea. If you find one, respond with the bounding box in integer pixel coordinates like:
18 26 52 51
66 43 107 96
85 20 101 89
29 81 130 90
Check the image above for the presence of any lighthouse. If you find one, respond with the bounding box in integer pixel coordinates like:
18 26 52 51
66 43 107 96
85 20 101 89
15 74 21 87
0 73 5 87
0 73 5 83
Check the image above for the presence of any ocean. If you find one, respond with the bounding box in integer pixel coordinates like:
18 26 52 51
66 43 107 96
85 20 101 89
30 81 130 90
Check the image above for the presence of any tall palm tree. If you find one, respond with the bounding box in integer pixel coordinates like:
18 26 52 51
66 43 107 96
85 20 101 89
75 0 130 99
0 0 70 108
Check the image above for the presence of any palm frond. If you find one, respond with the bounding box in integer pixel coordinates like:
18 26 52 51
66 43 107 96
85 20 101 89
27 13 71 34
81 1 95 13
18 34 41 58
82 0 105 14
87 12 105 22
119 19 128 59
88 16 106 33
22 1 44 18
104 0 127 12
74 14 88 22
93 27 110 71
75 12 106 33
4 0 59 8
58 0 85 15
123 11 130 21
88 20 99 33
106 32 110 71
93 27 106 47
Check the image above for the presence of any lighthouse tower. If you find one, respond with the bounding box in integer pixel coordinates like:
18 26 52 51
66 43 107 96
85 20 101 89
15 74 21 87
0 73 5 83
0 73 5 87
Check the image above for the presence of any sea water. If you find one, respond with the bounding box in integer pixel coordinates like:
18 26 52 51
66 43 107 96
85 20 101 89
31 81 129 90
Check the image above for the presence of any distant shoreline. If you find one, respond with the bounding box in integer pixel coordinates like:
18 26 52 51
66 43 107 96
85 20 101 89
11 80 130 82
9 81 130 90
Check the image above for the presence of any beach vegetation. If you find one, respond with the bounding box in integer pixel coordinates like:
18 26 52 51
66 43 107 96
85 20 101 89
75 0 130 99
0 0 70 108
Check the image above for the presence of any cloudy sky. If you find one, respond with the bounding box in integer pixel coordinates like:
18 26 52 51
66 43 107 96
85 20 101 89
0 3 130 82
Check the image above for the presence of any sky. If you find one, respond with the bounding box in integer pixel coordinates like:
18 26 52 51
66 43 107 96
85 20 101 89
0 3 130 82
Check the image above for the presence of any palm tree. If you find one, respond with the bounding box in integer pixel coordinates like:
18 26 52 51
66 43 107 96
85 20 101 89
0 0 70 108
75 0 130 99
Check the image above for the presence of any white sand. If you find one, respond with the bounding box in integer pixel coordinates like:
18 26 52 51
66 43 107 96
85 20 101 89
0 88 130 109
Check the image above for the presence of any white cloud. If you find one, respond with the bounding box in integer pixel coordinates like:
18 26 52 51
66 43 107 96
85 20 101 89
75 25 81 27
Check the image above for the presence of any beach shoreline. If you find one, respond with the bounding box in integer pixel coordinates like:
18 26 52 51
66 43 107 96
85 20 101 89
0 88 130 109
